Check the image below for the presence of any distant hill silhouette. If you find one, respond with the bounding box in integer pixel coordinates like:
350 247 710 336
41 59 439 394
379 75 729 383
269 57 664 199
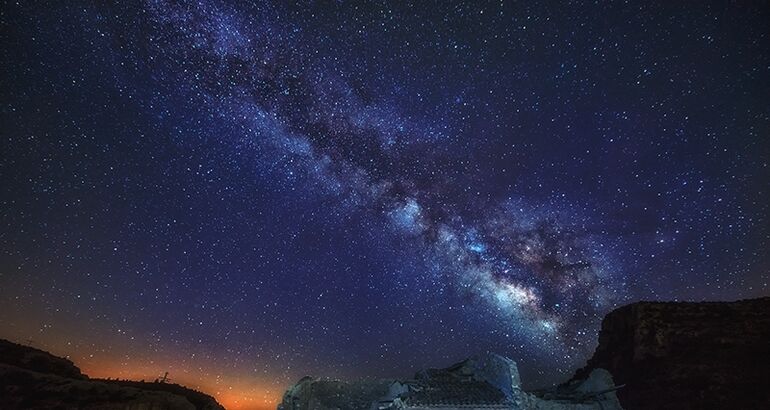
0 338 224 410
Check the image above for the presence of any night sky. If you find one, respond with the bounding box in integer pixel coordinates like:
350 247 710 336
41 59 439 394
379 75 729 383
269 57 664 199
1 1 768 409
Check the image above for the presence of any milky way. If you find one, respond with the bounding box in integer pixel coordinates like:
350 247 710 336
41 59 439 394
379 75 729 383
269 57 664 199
1 1 768 409
143 0 619 345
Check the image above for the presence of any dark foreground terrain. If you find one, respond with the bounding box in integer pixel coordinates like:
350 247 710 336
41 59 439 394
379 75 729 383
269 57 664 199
574 297 770 410
2 297 768 410
276 297 770 410
0 338 224 410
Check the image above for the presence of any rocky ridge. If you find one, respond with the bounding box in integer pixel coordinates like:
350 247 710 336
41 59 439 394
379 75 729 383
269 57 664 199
0 338 224 410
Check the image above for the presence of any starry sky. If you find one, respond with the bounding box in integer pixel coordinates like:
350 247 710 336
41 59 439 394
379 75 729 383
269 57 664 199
1 1 768 409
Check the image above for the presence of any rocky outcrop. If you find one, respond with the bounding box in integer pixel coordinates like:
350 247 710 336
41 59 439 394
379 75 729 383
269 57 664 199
435 352 522 401
0 338 85 379
279 377 395 410
0 338 225 410
574 297 770 410
279 352 622 410
527 369 623 410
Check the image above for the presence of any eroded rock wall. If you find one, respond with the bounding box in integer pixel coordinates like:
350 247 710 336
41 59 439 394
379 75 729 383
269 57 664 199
574 297 770 410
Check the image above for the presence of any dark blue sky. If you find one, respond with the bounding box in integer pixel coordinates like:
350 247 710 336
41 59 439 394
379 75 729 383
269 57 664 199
1 1 768 408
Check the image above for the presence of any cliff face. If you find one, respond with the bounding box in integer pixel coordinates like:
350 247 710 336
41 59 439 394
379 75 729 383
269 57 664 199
0 338 224 410
574 297 770 410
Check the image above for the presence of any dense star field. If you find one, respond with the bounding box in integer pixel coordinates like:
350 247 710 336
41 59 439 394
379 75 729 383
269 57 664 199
1 1 768 409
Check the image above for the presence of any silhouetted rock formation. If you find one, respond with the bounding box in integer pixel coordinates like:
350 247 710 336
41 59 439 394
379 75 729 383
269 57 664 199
279 352 623 410
0 338 224 410
0 338 84 379
574 297 770 410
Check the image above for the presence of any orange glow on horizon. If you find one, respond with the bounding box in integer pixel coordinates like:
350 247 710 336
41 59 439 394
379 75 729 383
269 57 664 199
75 353 282 410
0 323 286 410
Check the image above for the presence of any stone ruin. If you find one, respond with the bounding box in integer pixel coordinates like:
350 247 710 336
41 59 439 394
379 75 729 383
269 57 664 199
278 352 623 410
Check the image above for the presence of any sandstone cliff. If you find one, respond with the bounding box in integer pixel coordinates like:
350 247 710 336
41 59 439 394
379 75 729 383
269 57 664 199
574 297 770 410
